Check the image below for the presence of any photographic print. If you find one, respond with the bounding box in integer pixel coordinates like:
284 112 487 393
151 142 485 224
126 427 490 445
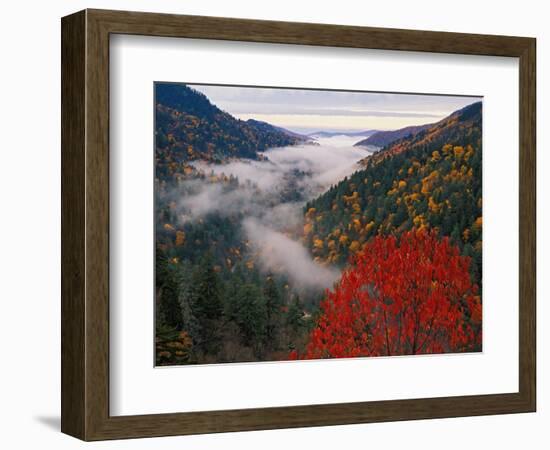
154 83 482 366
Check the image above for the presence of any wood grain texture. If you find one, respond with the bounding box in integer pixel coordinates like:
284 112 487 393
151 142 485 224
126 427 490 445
85 10 111 440
518 38 536 410
60 8 537 441
88 8 532 56
61 10 86 439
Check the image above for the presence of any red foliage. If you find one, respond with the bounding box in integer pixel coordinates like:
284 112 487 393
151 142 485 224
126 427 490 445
295 229 481 360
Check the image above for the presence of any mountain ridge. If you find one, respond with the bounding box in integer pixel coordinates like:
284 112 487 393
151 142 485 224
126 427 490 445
308 130 378 138
354 123 434 148
155 84 307 177
362 101 482 166
246 119 312 142
302 101 482 284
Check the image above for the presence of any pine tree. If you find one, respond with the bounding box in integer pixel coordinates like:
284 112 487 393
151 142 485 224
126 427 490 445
263 275 283 349
287 295 305 334
155 246 183 330
175 260 199 342
232 283 267 356
191 252 223 354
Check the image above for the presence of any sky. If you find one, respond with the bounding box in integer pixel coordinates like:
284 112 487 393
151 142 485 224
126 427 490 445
190 84 480 134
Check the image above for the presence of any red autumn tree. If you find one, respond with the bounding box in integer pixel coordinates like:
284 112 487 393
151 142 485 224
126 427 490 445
293 229 481 360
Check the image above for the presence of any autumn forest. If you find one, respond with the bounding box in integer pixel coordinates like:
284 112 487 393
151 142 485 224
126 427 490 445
154 83 482 365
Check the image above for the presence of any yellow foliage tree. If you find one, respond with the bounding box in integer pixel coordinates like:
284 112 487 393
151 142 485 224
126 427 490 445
175 230 185 247
349 240 361 253
428 196 440 213
453 146 465 159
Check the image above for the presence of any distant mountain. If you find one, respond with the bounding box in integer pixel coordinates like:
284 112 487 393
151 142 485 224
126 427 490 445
354 123 433 148
303 101 482 284
308 130 378 138
155 84 306 174
364 102 482 165
246 119 312 142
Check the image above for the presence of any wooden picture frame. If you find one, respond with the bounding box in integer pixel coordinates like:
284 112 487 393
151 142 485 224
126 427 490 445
61 9 536 441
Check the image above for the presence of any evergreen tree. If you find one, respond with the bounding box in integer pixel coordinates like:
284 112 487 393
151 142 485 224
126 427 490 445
263 275 283 349
287 295 305 334
191 252 223 354
155 247 183 330
232 283 267 355
175 260 200 342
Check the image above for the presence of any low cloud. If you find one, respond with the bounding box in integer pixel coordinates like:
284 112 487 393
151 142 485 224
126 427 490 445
168 136 371 286
179 136 373 224
264 136 370 183
243 218 341 290
192 160 283 191
176 182 259 222
258 202 304 232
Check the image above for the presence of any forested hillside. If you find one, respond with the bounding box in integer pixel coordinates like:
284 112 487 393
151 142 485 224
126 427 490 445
155 83 307 180
303 102 482 284
154 85 319 365
154 86 483 364
246 118 312 141
367 102 482 162
155 168 319 365
354 123 432 148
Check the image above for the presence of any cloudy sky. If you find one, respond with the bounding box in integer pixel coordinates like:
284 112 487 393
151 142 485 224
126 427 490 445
190 83 480 134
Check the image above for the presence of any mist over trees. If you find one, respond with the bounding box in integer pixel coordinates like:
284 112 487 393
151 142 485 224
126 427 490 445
154 83 482 365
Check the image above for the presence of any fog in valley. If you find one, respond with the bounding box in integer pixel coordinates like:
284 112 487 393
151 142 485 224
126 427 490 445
171 136 376 289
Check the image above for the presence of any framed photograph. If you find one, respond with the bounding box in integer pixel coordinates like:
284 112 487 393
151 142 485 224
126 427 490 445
61 9 536 440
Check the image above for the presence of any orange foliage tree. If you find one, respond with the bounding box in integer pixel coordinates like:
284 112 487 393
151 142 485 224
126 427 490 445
292 229 481 359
